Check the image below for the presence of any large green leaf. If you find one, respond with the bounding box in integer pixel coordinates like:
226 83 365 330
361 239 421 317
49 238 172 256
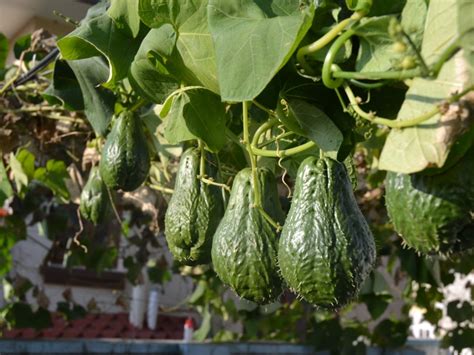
400 0 427 49
355 0 426 73
354 16 397 73
68 57 116 137
164 88 227 151
379 0 468 173
43 60 84 111
458 0 474 85
138 0 219 94
138 0 200 28
176 2 219 93
57 9 145 86
129 25 179 103
108 0 141 38
208 0 314 101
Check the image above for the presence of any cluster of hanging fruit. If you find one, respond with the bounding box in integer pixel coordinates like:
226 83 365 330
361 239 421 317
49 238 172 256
165 146 376 308
78 108 473 308
164 145 473 308
79 111 150 224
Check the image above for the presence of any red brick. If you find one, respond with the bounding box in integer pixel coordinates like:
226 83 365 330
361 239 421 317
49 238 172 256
63 329 83 338
20 329 38 339
82 329 101 338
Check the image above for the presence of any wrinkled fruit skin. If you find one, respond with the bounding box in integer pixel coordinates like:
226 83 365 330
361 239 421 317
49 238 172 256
165 148 224 265
212 168 285 304
100 111 150 191
279 157 376 309
79 166 109 225
385 147 474 254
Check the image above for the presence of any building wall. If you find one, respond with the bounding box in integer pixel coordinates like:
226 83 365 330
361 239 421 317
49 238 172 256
9 223 195 316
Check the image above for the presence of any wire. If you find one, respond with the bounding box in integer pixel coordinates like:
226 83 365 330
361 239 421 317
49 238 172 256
0 48 60 92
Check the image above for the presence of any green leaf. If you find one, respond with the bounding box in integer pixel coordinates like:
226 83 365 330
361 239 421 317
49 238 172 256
108 0 141 38
4 303 52 330
379 0 467 173
188 281 207 304
371 319 410 348
176 2 220 93
9 153 28 193
33 160 70 201
193 306 212 341
400 0 428 49
16 149 35 180
57 10 145 86
137 1 220 94
442 327 474 352
68 57 116 137
57 302 87 321
208 0 315 101
279 98 343 159
0 33 7 69
346 0 373 14
43 59 84 111
355 0 426 73
447 300 473 323
164 88 227 151
458 0 474 85
0 160 13 205
354 16 396 72
129 25 179 104
138 0 200 29
13 34 31 60
368 0 406 16
361 293 392 319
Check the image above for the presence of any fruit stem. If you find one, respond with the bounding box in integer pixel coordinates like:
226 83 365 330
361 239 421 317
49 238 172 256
242 101 261 208
198 140 206 179
258 206 282 232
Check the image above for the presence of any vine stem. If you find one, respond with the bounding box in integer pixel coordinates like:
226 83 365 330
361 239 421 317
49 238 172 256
0 52 26 95
199 177 231 192
343 83 474 128
258 130 295 148
252 140 316 158
241 103 280 230
0 105 69 113
252 100 276 116
250 118 316 158
329 33 461 83
149 184 174 195
130 98 148 112
242 101 261 207
106 186 124 228
296 13 361 75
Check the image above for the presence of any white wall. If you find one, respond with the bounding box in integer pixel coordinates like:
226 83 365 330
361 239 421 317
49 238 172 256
0 0 90 39
9 223 195 315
